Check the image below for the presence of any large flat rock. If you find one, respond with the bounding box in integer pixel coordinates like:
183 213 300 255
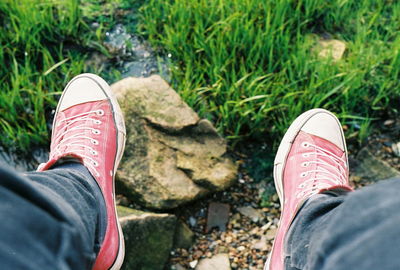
112 76 237 209
118 206 177 270
352 148 400 182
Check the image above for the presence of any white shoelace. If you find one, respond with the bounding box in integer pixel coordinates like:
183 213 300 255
296 142 347 199
53 109 104 177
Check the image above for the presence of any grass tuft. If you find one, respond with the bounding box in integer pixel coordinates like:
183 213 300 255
139 0 400 147
0 0 106 152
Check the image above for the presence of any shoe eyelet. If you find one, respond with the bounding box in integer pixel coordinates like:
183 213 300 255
91 139 99 145
92 129 101 135
91 150 98 156
300 172 308 178
298 183 305 188
96 110 104 116
302 153 310 158
301 162 309 167
94 120 102 125
92 161 99 167
301 142 310 148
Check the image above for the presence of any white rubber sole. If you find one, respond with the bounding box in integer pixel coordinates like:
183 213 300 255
55 73 126 270
264 108 347 270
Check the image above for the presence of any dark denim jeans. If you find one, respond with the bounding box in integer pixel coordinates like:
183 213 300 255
0 163 104 269
1 161 400 270
285 178 400 270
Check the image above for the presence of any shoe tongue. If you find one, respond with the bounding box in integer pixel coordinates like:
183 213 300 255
60 100 105 114
307 133 346 183
306 132 344 157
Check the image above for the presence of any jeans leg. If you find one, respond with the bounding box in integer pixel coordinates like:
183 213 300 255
0 164 104 270
285 178 400 270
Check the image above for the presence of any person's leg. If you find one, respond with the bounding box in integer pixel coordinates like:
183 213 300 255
0 73 126 270
0 162 104 269
285 177 400 270
283 193 345 270
37 73 126 270
265 109 353 270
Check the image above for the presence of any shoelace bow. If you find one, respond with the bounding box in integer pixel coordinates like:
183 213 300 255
296 142 347 199
53 109 105 177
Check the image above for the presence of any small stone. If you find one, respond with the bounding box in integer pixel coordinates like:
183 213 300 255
384 119 395 126
392 142 400 157
172 264 186 270
237 206 264 223
195 254 231 270
193 250 203 259
238 246 246 251
206 202 230 232
261 222 272 232
225 236 233 243
317 38 346 60
217 246 229 253
265 227 277 241
189 217 197 227
252 236 269 251
271 194 279 202
190 260 199 268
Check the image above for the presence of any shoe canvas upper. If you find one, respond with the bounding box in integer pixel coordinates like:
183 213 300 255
268 130 352 270
38 74 125 270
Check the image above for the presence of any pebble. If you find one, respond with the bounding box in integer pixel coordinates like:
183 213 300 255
189 260 198 268
189 216 197 227
168 171 277 269
237 206 264 223
252 236 269 251
391 142 400 157
384 119 395 126
265 228 277 241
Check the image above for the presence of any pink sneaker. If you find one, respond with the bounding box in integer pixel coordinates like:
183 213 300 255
265 109 353 270
38 74 126 270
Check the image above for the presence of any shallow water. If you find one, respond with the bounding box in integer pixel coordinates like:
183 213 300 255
5 23 171 171
104 24 171 81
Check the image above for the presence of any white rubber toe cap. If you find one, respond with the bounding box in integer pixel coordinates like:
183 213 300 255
300 110 345 151
59 74 108 111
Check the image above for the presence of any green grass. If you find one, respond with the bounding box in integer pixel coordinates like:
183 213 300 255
0 0 89 152
0 0 125 153
1 0 400 155
139 0 400 146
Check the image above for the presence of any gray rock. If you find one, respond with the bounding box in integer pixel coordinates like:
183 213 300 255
252 236 269 251
195 253 231 270
112 76 237 209
118 206 177 270
172 264 187 270
174 221 195 250
237 206 264 223
206 202 230 232
352 148 400 182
